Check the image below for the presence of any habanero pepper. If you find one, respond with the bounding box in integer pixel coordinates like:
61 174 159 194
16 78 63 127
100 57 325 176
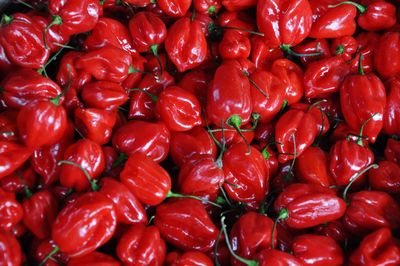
374 31 400 79
68 252 120 266
385 138 400 164
166 251 213 266
383 76 400 136
0 230 22 266
0 141 32 180
369 160 400 194
80 81 128 111
157 0 192 17
0 187 23 232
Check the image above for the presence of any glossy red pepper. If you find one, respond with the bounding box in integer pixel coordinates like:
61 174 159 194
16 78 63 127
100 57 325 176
56 51 91 91
255 249 303 266
80 81 128 111
1 69 62 109
331 36 358 61
59 139 105 192
165 17 207 72
154 198 219 252
194 0 221 14
374 32 400 79
0 110 18 142
385 138 400 164
32 238 69 266
157 0 191 17
166 251 213 266
0 165 36 194
292 234 344 266
206 60 252 126
383 77 400 135
369 161 400 194
296 146 335 187
313 220 349 244
293 38 331 65
275 109 319 163
75 46 134 83
0 230 22 266
178 69 210 106
116 223 166 265
120 153 171 206
274 183 347 229
112 120 170 162
0 187 23 232
222 143 269 208
68 252 120 266
84 17 136 55
350 32 379 74
222 0 256 11
352 0 397 31
219 30 251 60
250 36 283 71
0 141 32 180
48 0 101 36
290 102 330 136
257 0 312 49
349 227 400 266
99 177 147 225
155 86 202 132
22 189 59 239
52 192 116 258
329 139 374 186
0 13 49 69
344 190 400 236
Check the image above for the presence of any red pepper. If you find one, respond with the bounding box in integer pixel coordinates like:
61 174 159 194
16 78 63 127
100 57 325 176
212 124 255 148
309 4 357 39
157 0 191 17
0 187 23 232
68 252 120 266
383 77 400 135
275 109 319 163
249 70 285 123
217 10 256 35
1 69 62 109
255 249 303 266
22 189 59 239
178 154 224 201
344 190 400 236
292 39 331 65
0 141 32 180
229 212 275 265
385 138 400 164
59 139 105 192
99 177 147 225
296 146 336 187
194 0 221 14
0 43 14 76
0 166 36 194
290 102 330 136
313 220 349 244
56 51 91 90
374 32 400 79
0 110 18 142
270 59 304 105
154 198 219 252
292 234 344 266
165 17 207 72
349 32 379 75
250 36 283 71
32 238 68 266
75 46 134 83
369 161 400 194
80 81 128 111
331 36 358 61
155 86 202 132
116 223 166 265
304 55 351 99
219 30 251 60
52 192 117 257
349 227 400 266
48 0 101 36
166 251 213 266
112 120 170 162
274 183 347 229
120 152 171 206
178 69 210 106
0 230 22 266
257 0 312 49
0 13 49 69
329 140 374 186
123 0 152 7
129 11 167 54
84 17 136 55
206 60 252 126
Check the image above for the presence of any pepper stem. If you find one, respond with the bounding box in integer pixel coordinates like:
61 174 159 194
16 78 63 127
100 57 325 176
50 64 72 106
284 133 297 180
215 121 226 169
208 23 264 36
150 44 163 76
335 45 345 55
214 225 224 266
1 14 12 25
356 113 378 146
220 216 259 266
15 0 34 9
280 44 322 57
243 70 269 98
358 54 365 75
17 172 32 198
57 160 100 191
226 115 251 155
38 246 60 266
37 45 67 77
342 164 378 202
208 5 217 15
111 152 128 169
43 15 62 50
166 191 223 208
128 88 158 101
328 1 366 13
271 208 289 249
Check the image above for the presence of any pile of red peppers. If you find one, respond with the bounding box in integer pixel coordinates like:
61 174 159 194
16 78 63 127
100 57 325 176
1 0 400 265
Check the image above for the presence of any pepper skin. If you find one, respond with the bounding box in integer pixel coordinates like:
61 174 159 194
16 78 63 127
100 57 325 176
166 251 213 266
385 138 400 164
255 249 303 266
383 77 400 135
52 192 117 258
112 120 170 162
157 0 191 17
154 198 219 252
274 183 347 229
48 0 101 36
357 1 397 31
219 30 251 60
68 252 121 266
374 32 400 79
59 139 105 192
99 177 147 225
0 230 22 266
223 143 269 208
120 153 171 206
292 234 344 266
331 36 358 61
369 161 400 194
0 187 23 232
81 81 128 111
56 51 92 90
0 13 49 69
116 223 166 266
194 0 222 14
155 86 202 132
0 141 32 180
257 0 312 48
293 38 331 65
349 227 400 266
165 17 207 72
344 190 400 236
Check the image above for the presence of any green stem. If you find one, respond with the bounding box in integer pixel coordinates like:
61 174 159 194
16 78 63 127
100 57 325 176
208 5 217 15
226 115 251 155
50 64 72 106
37 45 66 77
38 246 60 266
215 121 226 169
128 88 158 101
328 1 366 13
284 133 297 180
335 45 345 55
342 164 378 203
57 160 99 191
166 191 222 208
356 113 377 146
150 44 163 76
243 70 268 98
220 216 259 266
358 54 365 75
271 208 289 249
214 226 223 266
111 152 128 169
280 44 322 57
1 14 12 25
17 172 32 198
43 15 62 50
